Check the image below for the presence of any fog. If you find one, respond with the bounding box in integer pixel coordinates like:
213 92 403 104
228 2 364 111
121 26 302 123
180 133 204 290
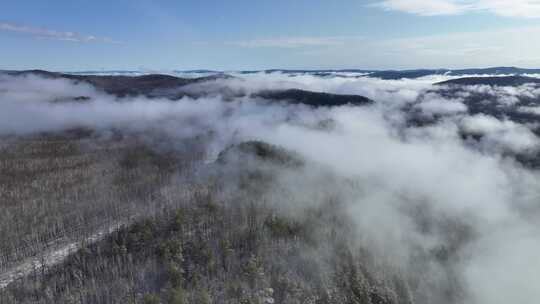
1 71 540 304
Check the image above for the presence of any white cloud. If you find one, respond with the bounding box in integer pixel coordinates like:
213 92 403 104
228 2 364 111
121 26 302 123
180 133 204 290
518 106 540 115
223 25 540 69
230 36 363 48
3 72 540 303
374 0 469 16
461 114 540 153
416 96 468 115
476 0 540 18
0 22 121 44
374 0 540 18
373 26 540 68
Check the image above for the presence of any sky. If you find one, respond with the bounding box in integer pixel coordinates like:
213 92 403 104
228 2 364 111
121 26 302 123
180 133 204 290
2 0 540 71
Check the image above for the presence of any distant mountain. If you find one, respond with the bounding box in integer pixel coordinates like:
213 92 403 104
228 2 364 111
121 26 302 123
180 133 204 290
1 70 373 108
6 67 540 80
368 69 448 80
1 70 233 98
174 69 221 74
232 67 540 80
450 67 540 75
436 76 540 86
263 69 373 74
254 89 373 107
416 77 540 140
367 67 540 80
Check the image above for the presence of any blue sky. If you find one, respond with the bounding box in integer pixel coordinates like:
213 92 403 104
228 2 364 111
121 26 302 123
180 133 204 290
2 0 540 71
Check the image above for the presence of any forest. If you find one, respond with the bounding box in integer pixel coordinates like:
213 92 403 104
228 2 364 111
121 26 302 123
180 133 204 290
2 70 540 304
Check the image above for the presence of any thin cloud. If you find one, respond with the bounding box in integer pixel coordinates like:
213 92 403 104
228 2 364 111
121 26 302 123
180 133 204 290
239 26 540 69
0 22 122 44
370 26 540 67
373 0 469 16
230 36 363 48
373 0 540 18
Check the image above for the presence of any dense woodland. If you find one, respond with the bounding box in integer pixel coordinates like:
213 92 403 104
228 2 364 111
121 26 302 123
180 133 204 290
2 70 525 303
0 130 456 304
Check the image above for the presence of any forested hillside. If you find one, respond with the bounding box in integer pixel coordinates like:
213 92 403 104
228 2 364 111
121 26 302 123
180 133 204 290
0 135 421 304
2 70 540 304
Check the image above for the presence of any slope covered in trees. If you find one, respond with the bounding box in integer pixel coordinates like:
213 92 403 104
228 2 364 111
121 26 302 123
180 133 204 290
0 136 424 304
2 69 539 304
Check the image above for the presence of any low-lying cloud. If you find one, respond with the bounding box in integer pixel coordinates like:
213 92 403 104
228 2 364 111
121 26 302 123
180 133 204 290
461 114 540 153
1 71 540 304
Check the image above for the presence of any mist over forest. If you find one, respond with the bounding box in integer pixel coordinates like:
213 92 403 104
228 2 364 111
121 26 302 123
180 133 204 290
1 69 540 304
